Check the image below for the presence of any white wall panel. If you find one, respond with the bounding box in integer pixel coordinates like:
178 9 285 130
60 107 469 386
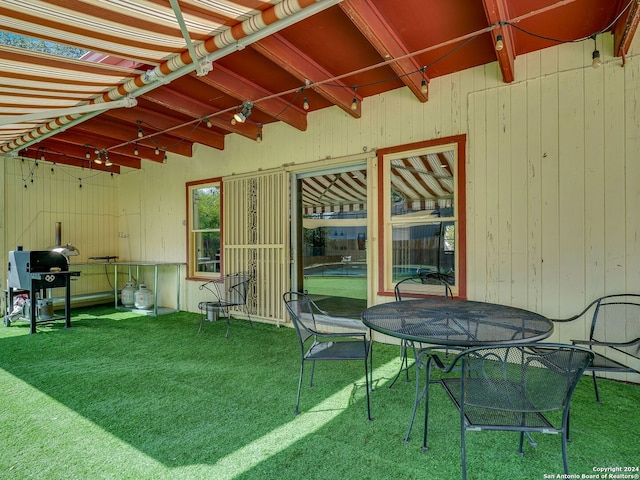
1 159 118 297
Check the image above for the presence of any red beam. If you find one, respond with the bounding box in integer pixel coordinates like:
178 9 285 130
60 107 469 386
142 86 259 140
482 0 515 83
34 140 141 169
199 64 308 131
23 147 121 174
340 0 428 102
614 0 640 58
252 34 361 117
102 108 223 151
52 129 165 163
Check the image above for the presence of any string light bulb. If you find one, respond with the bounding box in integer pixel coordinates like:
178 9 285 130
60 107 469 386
303 97 309 110
104 153 112 167
591 35 601 68
495 34 504 51
205 117 212 128
137 121 144 138
351 88 358 111
85 147 91 159
133 143 139 156
154 144 160 155
256 124 263 143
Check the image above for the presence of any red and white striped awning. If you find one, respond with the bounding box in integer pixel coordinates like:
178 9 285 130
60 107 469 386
0 0 335 153
301 150 454 214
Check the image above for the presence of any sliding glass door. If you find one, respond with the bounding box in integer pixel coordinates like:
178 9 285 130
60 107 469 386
292 164 368 315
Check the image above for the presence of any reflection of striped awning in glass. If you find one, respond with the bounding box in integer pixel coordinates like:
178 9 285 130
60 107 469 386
390 151 454 201
302 170 367 214
301 152 454 214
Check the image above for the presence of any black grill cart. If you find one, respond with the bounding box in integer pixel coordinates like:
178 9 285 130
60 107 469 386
6 249 80 334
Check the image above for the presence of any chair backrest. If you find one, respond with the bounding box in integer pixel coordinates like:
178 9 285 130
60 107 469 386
589 294 640 348
283 291 319 343
223 272 252 306
456 344 593 413
200 272 252 307
395 270 453 301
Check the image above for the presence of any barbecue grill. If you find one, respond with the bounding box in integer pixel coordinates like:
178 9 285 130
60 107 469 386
5 248 80 333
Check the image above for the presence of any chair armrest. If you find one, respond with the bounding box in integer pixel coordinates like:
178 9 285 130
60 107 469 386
572 337 640 348
314 331 367 341
417 347 464 372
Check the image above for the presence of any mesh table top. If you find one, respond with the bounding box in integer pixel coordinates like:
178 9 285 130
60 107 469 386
361 298 553 346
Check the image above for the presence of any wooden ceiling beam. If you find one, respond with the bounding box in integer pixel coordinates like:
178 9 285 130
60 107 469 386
340 0 428 102
52 129 165 163
252 34 361 118
198 64 308 131
482 0 515 83
33 139 141 169
142 85 262 140
22 147 121 174
102 107 224 151
614 0 640 58
72 115 193 158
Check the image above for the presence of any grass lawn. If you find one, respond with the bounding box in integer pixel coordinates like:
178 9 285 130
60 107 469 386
0 306 638 479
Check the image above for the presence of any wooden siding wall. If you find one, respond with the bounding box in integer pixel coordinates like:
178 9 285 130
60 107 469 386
0 161 118 298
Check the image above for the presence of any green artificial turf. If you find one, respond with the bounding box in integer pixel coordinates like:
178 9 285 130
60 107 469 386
0 306 638 479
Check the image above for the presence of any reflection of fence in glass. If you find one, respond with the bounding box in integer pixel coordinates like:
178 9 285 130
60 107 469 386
392 222 454 283
303 226 367 263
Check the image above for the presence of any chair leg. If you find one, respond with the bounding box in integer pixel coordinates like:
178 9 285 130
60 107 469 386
364 351 372 421
421 360 434 451
309 360 316 387
295 360 305 415
389 340 416 389
461 422 468 480
404 356 425 443
592 373 601 403
561 428 570 474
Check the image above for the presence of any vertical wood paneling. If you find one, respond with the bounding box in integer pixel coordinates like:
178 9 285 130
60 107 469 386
526 77 542 312
539 73 561 318
509 82 529 306
1 157 118 297
584 65 606 296
558 69 586 310
604 60 628 293
497 86 512 305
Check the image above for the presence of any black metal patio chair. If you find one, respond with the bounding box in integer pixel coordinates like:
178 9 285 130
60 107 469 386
390 270 453 388
198 272 253 337
417 343 593 480
283 291 372 420
531 294 640 403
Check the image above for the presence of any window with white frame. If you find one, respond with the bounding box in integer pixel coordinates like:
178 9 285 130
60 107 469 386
379 136 466 297
187 179 221 278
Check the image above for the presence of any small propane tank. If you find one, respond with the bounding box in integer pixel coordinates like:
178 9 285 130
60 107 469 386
134 283 154 310
37 299 54 319
121 282 136 307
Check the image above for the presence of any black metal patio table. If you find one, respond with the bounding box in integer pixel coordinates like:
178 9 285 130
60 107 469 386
361 297 553 347
361 297 554 445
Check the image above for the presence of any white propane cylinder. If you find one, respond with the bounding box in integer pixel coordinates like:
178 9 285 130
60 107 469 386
121 282 136 307
134 283 154 310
